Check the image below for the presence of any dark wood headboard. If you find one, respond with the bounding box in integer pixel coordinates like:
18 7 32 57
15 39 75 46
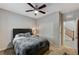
13 29 33 38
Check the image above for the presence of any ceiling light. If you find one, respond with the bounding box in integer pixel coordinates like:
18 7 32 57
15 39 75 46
34 10 38 14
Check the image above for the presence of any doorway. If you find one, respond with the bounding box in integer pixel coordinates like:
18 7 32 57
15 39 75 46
77 19 79 55
63 20 77 48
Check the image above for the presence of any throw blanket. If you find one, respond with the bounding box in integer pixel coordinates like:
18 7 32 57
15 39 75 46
13 36 49 55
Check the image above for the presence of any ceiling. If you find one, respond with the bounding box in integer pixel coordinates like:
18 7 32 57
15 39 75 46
0 3 79 19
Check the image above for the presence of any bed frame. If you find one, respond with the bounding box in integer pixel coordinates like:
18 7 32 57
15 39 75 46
13 28 33 38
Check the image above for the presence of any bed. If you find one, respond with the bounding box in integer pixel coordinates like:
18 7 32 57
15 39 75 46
12 29 49 55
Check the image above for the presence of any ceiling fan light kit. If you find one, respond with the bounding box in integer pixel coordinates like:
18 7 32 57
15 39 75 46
26 3 46 16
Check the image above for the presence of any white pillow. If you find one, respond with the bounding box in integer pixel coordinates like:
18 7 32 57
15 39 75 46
15 33 25 38
25 32 31 37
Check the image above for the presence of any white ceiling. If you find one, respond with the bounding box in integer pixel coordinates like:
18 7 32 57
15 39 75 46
0 3 79 19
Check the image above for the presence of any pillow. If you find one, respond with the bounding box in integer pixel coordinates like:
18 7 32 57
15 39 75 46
15 33 25 38
25 32 31 37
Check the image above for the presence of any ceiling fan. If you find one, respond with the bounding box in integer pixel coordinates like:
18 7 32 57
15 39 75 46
26 3 46 16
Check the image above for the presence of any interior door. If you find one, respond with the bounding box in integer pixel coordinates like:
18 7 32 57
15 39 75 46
78 19 79 54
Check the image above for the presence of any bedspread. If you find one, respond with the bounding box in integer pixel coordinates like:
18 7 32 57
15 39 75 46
13 36 49 55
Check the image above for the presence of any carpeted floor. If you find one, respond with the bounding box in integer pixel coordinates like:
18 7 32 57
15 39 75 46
0 45 77 55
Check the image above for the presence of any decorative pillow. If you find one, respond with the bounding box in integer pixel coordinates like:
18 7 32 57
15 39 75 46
25 32 31 37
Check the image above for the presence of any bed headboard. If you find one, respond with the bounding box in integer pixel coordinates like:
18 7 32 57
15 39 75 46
13 29 33 38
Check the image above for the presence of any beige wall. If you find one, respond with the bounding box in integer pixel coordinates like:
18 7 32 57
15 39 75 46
37 12 61 47
0 9 35 50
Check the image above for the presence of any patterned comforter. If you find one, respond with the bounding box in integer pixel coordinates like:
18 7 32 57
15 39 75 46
13 36 49 55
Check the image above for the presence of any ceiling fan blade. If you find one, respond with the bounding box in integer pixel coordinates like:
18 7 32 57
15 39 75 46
25 10 34 12
38 4 46 9
39 11 46 14
27 3 35 9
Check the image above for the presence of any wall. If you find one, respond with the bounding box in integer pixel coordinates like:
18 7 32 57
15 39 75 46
37 12 61 47
0 9 35 50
